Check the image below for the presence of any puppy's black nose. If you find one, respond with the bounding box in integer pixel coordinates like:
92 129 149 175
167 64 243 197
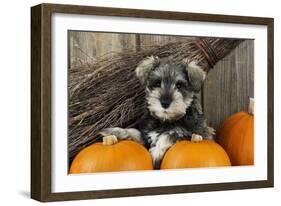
161 100 171 109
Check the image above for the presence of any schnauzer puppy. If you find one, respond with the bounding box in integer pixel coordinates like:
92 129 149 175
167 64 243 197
100 56 214 168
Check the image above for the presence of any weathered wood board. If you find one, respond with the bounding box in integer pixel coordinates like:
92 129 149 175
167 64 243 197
203 40 254 130
139 34 194 49
68 31 254 131
69 31 137 67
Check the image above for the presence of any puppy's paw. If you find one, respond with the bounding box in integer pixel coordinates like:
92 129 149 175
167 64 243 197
103 135 118 145
191 133 203 142
207 126 216 136
99 127 127 138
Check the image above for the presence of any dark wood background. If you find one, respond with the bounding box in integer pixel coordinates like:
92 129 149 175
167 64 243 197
69 31 254 130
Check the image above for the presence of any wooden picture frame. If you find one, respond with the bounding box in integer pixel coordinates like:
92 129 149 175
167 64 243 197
31 3 274 202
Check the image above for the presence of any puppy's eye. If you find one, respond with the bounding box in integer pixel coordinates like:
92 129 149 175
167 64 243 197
176 82 185 89
152 80 161 88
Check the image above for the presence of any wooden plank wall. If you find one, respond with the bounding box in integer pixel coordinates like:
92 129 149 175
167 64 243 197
203 41 254 129
69 31 254 131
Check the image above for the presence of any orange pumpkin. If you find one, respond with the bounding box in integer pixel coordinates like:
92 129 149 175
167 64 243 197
70 136 153 174
218 98 254 166
161 140 231 169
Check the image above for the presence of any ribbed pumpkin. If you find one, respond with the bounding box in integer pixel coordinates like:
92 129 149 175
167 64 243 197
70 136 153 174
218 98 254 166
161 140 231 169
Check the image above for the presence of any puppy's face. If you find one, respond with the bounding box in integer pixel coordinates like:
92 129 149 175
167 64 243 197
146 63 194 121
136 57 206 122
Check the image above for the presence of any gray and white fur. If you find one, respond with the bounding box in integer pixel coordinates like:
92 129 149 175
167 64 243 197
100 56 214 169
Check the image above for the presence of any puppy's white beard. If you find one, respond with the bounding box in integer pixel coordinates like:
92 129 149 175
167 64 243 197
168 91 192 120
147 90 192 121
147 89 165 120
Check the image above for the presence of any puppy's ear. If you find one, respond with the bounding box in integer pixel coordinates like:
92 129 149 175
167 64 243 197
185 61 206 92
135 56 160 84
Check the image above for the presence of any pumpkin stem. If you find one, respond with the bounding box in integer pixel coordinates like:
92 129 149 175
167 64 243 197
103 135 118 145
248 98 254 115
